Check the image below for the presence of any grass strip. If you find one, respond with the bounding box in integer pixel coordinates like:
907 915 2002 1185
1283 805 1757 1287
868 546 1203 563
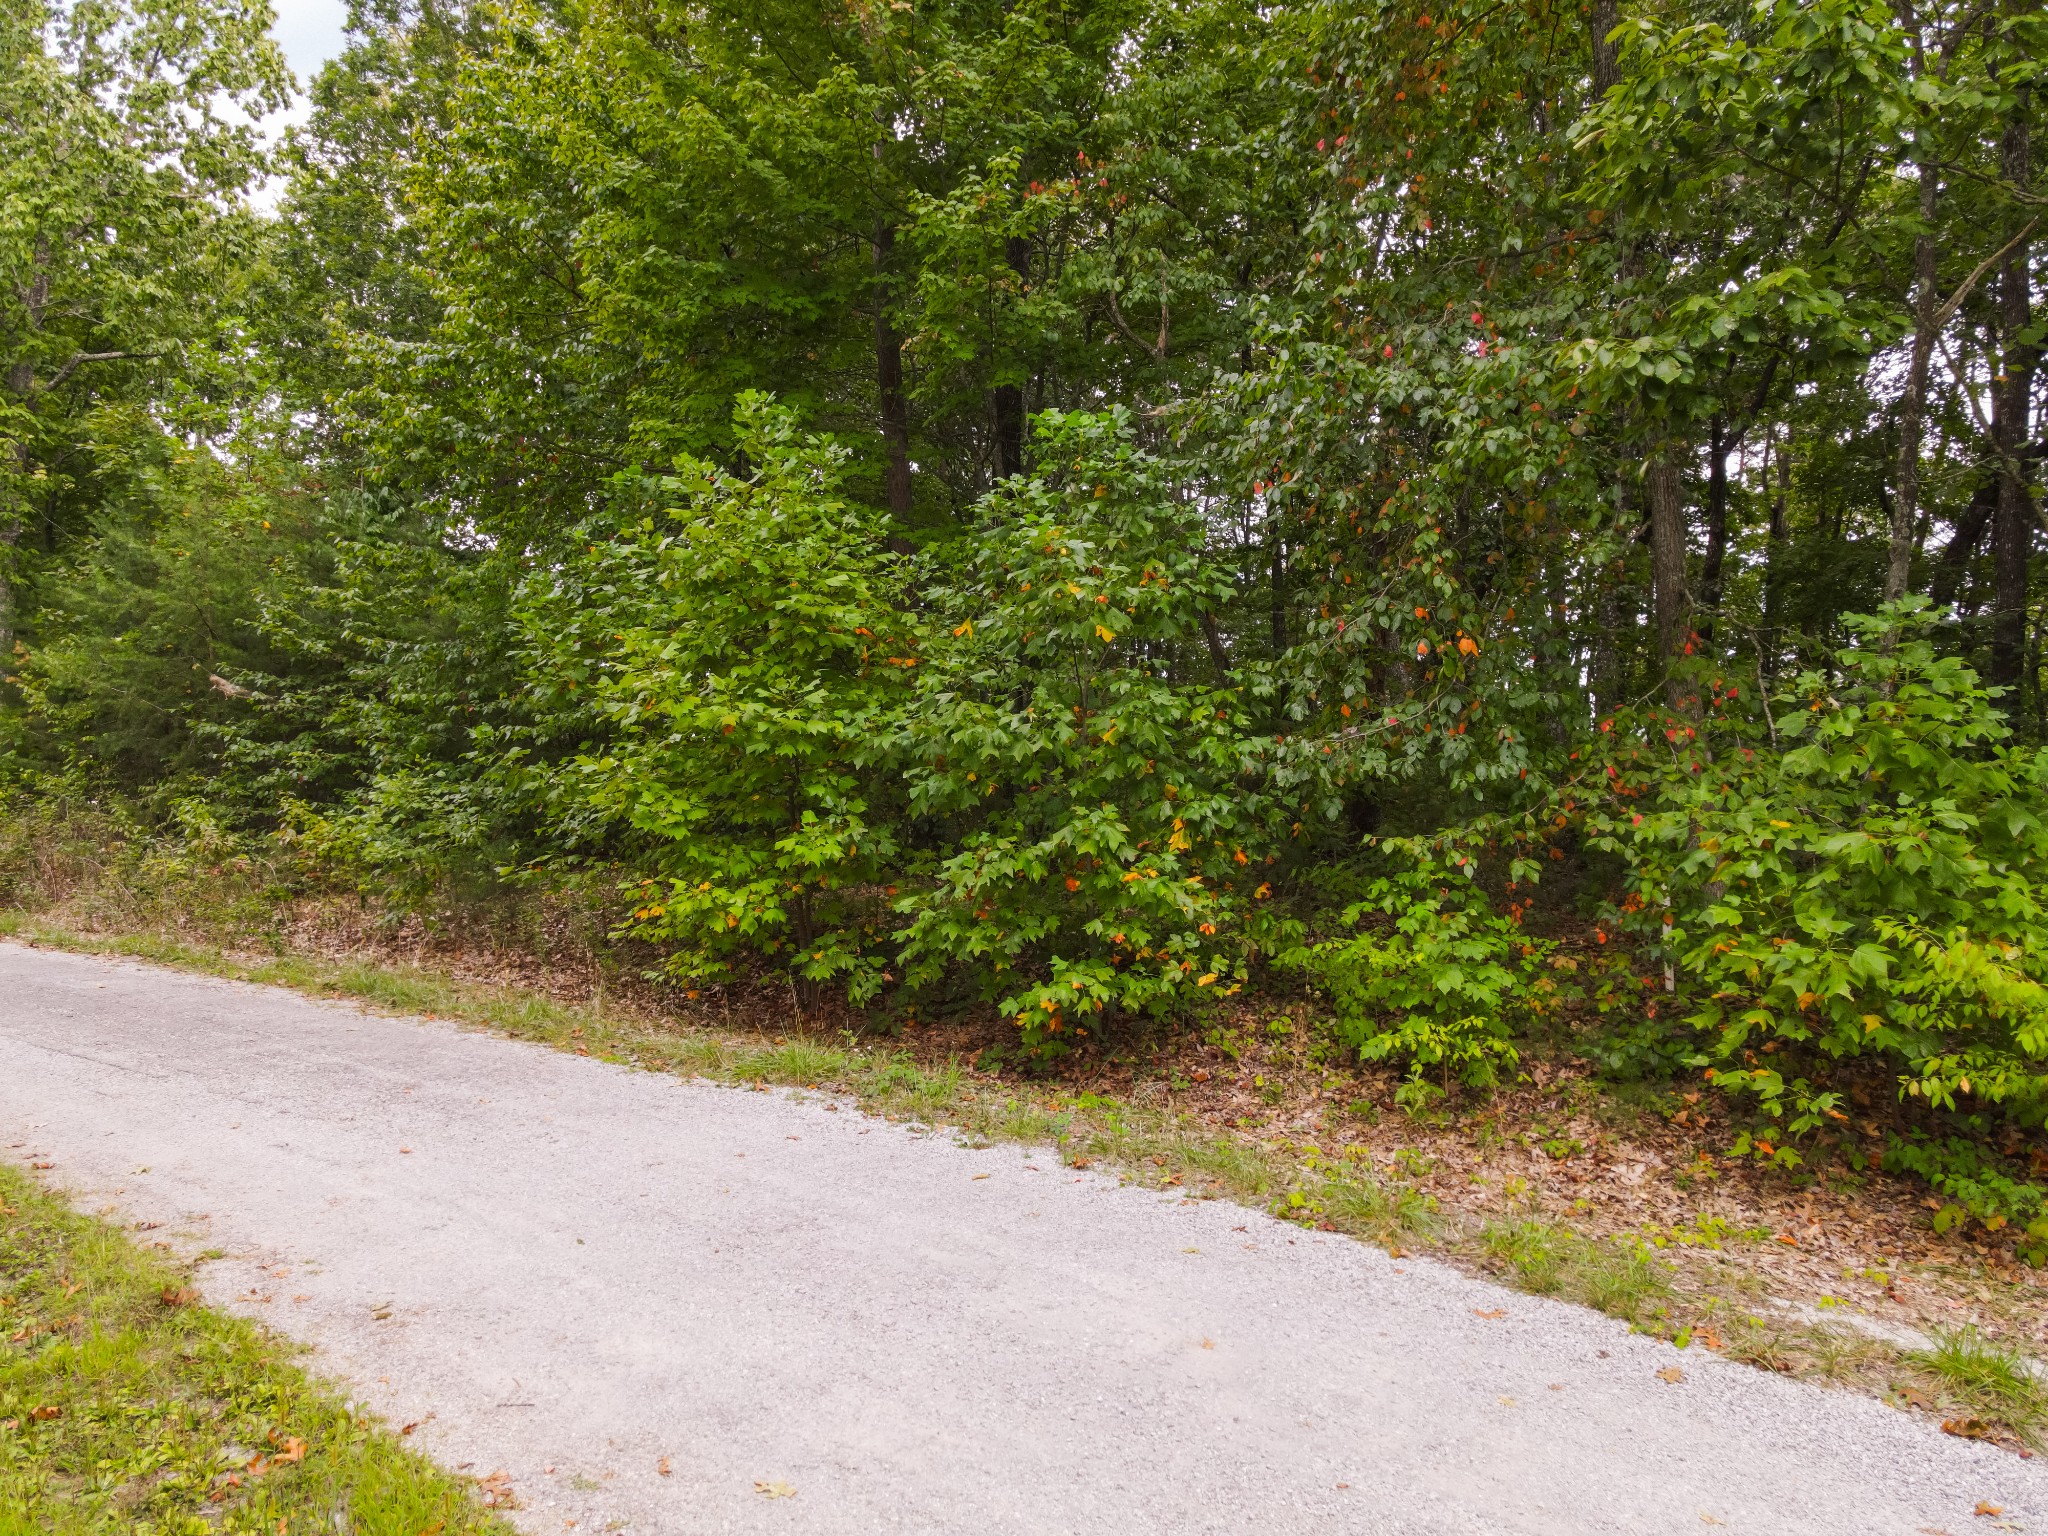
0 1160 513 1536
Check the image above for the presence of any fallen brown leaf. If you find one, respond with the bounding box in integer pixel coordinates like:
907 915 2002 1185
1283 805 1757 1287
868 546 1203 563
29 1405 61 1422
1656 1366 1686 1384
1975 1504 2005 1518
1943 1418 1993 1441
1472 1308 1507 1320
754 1481 797 1499
159 1287 198 1308
657 1456 671 1477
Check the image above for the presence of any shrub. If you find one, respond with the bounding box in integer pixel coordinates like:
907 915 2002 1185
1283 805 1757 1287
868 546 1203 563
1884 1135 2048 1264
518 396 915 1004
1581 602 2048 1194
892 409 1277 1052
1303 841 1553 1093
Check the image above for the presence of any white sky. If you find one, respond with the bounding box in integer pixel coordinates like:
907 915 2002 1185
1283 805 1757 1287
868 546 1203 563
271 0 352 88
248 0 352 208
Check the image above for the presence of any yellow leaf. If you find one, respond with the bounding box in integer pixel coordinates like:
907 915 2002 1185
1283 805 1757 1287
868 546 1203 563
1197 973 1218 986
953 620 973 637
1095 624 1114 642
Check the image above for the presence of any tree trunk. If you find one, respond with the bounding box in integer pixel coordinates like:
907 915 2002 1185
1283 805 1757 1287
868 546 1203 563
0 513 17 672
1268 526 1287 656
1931 474 1996 611
1699 414 1730 640
1891 186 1938 605
872 216 914 521
1646 448 1693 711
1989 110 2036 690
1591 473 1633 713
1 257 46 671
992 235 1029 482
1889 8 1938 606
992 382 1023 483
1761 431 1789 688
1590 0 1620 98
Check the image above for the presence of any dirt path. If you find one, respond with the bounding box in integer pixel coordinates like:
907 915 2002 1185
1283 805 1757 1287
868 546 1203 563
2 941 2041 1534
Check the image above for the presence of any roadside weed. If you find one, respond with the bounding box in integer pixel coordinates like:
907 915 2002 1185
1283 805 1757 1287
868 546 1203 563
1482 1220 1565 1294
1913 1325 2046 1430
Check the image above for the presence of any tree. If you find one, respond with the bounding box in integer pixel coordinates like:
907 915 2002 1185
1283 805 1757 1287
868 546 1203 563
0 0 288 662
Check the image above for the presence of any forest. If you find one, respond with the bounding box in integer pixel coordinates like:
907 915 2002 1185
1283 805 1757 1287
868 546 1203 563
3 0 2046 1256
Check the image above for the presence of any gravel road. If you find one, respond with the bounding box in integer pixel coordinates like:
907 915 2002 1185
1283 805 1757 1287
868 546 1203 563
2 940 2042 1534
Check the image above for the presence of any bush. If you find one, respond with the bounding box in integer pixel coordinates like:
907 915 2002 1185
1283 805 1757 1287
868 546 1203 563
1303 841 1554 1094
892 409 1277 1052
1582 602 2048 1182
1884 1136 2048 1264
518 396 914 1004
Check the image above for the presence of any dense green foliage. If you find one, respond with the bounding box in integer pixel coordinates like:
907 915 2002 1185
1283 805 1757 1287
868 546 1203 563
3 0 2046 1242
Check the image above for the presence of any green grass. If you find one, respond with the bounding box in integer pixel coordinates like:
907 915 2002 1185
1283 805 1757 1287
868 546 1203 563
1477 1218 1669 1319
1912 1325 2047 1431
0 1162 512 1536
